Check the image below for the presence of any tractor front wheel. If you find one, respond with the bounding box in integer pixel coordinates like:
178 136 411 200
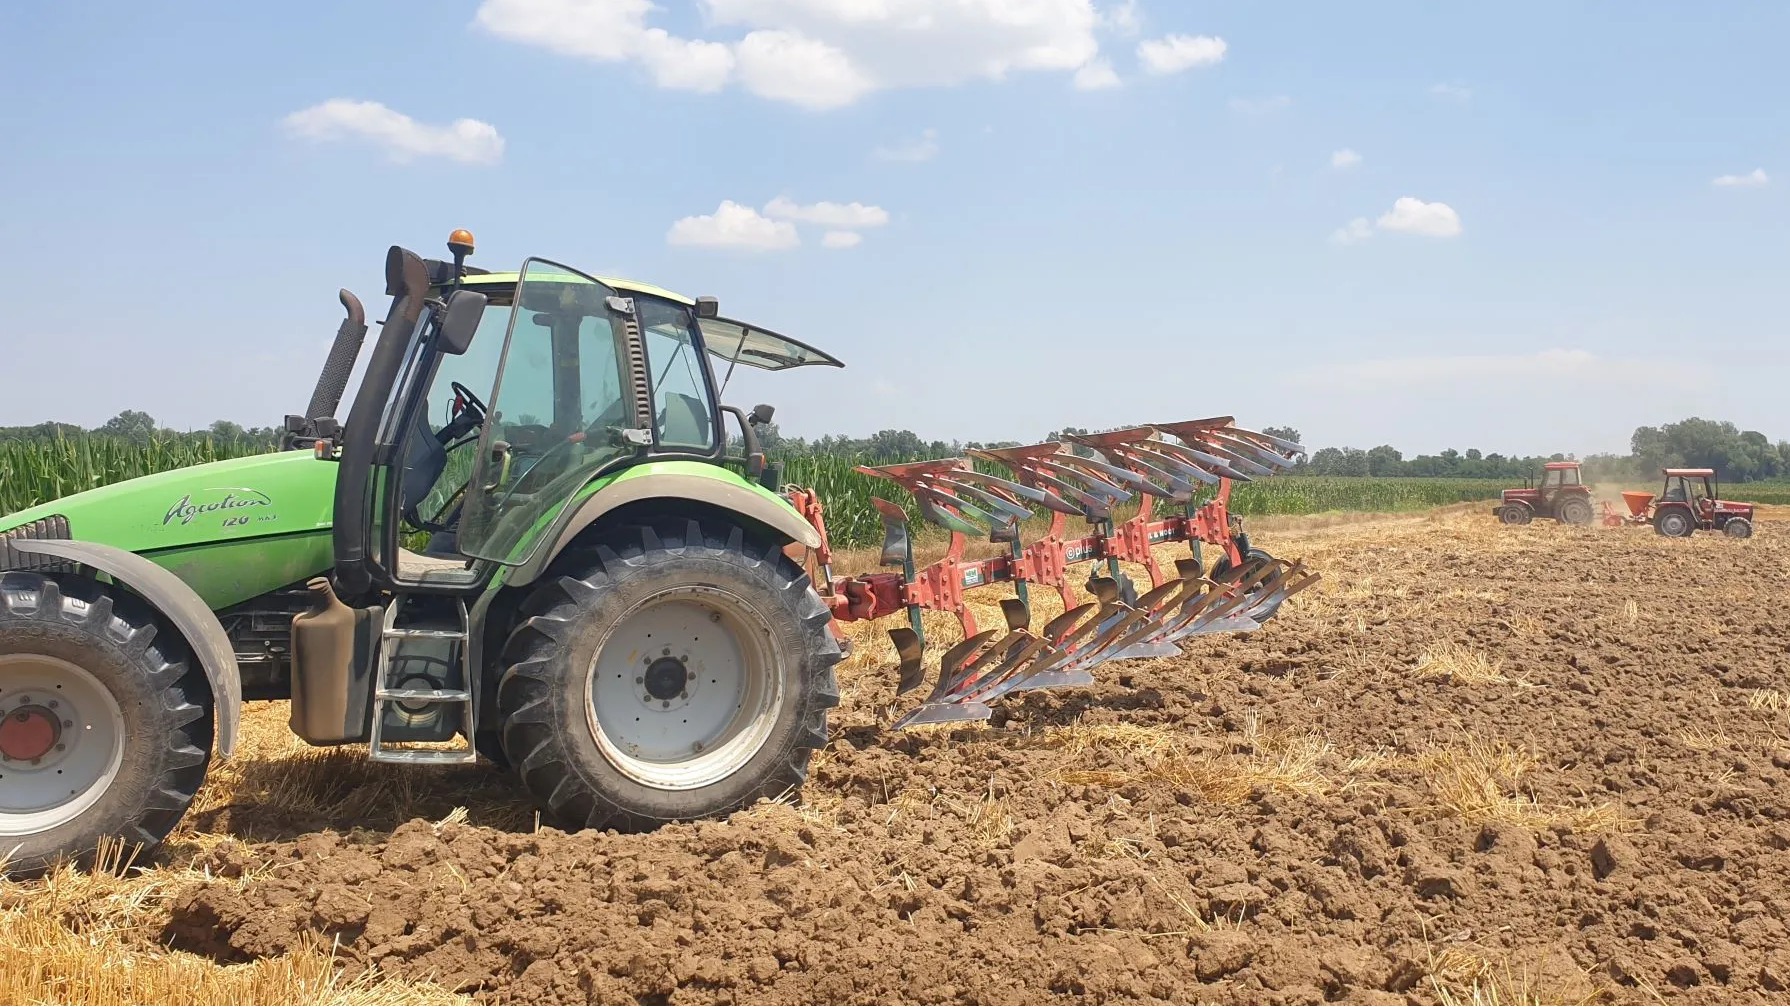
1498 504 1533 525
1723 517 1754 539
1557 497 1594 526
496 519 841 833
1654 507 1695 538
0 573 212 878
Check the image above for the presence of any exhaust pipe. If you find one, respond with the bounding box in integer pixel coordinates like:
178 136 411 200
304 289 368 422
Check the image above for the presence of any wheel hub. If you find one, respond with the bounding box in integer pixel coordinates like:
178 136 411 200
643 656 690 702
0 705 59 763
587 588 784 790
0 655 126 835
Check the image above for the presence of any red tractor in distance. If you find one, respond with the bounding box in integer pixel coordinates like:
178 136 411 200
1603 467 1756 538
1495 460 1596 526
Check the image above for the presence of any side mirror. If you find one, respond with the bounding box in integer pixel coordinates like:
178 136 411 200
749 403 775 425
437 289 487 355
695 296 719 319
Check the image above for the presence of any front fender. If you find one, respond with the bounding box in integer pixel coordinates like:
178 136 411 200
507 467 821 588
7 539 241 758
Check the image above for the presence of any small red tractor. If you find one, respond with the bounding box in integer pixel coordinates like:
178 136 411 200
1494 460 1595 526
1601 467 1756 538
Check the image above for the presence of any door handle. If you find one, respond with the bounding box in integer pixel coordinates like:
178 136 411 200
483 441 512 492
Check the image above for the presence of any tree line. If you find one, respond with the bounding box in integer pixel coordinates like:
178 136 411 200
1295 417 1790 484
5 413 1788 484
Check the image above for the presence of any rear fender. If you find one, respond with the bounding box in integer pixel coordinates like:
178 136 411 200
6 539 241 758
506 471 821 589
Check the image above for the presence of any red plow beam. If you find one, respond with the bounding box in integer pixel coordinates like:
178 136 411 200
785 418 1320 729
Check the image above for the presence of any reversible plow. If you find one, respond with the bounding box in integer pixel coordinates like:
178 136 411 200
786 418 1322 729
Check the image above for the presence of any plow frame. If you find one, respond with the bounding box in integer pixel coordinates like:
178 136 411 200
781 418 1321 729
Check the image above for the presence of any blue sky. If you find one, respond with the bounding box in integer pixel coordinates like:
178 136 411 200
2 0 1785 457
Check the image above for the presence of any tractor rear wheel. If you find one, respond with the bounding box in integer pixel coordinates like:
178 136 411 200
1654 507 1694 538
1723 517 1754 539
0 573 211 878
1498 504 1532 525
495 518 841 833
1557 497 1594 526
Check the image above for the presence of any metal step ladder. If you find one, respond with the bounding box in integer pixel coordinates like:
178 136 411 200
368 594 477 764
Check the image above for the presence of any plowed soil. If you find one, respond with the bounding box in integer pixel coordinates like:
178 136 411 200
143 512 1790 1002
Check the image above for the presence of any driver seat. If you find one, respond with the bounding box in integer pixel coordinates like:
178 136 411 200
398 406 448 524
660 393 712 449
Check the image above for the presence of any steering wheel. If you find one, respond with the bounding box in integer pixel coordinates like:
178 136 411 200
450 381 489 426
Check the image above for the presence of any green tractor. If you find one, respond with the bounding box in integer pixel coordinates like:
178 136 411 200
0 231 850 875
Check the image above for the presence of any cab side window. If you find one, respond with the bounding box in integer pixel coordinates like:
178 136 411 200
637 297 716 452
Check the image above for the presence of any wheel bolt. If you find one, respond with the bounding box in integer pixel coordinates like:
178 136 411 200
636 676 644 684
644 694 654 703
55 744 64 752
662 647 670 656
661 700 670 709
686 669 695 680
679 691 688 699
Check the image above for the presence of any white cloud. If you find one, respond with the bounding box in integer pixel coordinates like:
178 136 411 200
1329 218 1373 245
1713 168 1769 188
1330 197 1463 245
873 127 939 162
1073 59 1122 90
1289 349 1707 392
473 0 734 91
1097 0 1140 35
734 28 873 109
1375 196 1462 237
281 99 504 165
1330 147 1361 169
822 230 863 249
1137 33 1226 74
1431 82 1472 102
1229 94 1291 114
667 200 800 251
764 196 890 229
475 0 1109 109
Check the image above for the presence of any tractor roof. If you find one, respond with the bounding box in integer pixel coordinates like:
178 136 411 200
458 270 693 305
1663 467 1715 477
1543 461 1581 470
443 270 843 373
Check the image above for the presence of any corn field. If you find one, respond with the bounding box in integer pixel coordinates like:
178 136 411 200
0 436 250 518
8 435 1721 549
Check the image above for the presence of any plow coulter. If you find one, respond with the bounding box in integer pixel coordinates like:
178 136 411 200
785 418 1322 729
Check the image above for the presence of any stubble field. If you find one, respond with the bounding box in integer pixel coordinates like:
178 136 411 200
6 505 1790 1005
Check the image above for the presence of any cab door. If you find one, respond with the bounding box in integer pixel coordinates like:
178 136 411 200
454 259 637 568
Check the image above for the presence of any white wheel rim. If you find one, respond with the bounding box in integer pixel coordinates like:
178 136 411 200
0 655 125 836
585 586 783 790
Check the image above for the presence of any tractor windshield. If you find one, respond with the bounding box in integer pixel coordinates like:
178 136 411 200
455 260 631 565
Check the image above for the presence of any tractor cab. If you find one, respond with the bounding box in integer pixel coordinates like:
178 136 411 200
309 232 842 594
1652 468 1755 538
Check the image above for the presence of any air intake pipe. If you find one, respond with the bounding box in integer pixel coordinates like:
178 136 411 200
304 289 368 423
